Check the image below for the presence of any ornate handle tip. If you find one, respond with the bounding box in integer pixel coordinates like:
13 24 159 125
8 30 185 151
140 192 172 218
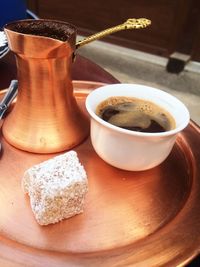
125 18 151 29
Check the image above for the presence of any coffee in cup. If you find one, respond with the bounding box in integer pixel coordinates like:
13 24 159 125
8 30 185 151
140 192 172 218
86 83 190 171
96 96 176 133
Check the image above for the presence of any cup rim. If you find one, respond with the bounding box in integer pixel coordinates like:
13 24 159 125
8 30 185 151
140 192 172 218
85 83 190 137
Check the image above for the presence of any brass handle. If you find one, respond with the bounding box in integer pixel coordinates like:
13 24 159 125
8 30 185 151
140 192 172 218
76 18 151 49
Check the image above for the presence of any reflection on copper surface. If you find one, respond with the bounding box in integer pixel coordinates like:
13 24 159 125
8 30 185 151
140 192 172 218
3 20 89 153
0 82 200 266
2 18 151 154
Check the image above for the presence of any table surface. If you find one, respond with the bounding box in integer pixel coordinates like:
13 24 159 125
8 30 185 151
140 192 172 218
0 52 199 267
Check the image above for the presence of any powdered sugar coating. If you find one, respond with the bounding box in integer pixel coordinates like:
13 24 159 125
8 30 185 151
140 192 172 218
22 151 88 225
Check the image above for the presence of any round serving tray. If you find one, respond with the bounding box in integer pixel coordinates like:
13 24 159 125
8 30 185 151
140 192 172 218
0 81 200 267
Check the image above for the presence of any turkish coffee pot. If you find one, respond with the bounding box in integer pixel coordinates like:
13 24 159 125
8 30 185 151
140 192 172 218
3 18 151 153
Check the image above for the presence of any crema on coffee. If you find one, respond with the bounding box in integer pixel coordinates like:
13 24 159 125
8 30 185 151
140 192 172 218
96 96 176 133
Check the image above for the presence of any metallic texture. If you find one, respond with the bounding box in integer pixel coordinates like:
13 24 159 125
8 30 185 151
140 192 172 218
76 18 151 49
0 81 200 266
2 18 150 153
3 20 89 153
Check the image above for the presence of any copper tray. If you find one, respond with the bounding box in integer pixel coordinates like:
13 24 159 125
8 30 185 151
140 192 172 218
0 81 200 267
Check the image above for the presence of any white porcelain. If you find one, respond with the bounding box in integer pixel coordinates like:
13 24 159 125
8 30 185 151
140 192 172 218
85 84 190 171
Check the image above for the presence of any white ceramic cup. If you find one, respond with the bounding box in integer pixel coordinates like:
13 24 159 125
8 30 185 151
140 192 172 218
85 84 190 171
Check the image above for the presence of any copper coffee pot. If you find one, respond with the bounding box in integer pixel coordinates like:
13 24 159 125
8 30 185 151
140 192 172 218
3 18 151 153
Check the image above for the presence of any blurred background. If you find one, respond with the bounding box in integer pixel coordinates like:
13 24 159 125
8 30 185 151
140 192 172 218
26 0 200 63
25 0 200 126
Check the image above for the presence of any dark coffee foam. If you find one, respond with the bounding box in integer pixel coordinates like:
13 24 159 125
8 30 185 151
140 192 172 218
6 20 76 41
96 96 176 133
